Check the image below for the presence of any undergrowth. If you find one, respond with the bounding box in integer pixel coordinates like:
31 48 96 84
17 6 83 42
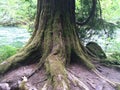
100 52 120 68
0 45 18 62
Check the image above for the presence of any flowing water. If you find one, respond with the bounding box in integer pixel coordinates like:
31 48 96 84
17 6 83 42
0 26 30 47
0 26 120 52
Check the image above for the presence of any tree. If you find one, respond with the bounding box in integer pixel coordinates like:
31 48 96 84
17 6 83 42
0 0 120 90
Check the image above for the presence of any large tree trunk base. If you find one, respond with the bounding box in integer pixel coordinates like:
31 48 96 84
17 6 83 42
1 0 119 90
1 63 120 90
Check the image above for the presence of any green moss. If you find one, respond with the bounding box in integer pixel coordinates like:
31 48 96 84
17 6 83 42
86 42 107 59
0 61 12 74
116 84 120 90
74 44 95 70
45 55 69 90
81 54 95 70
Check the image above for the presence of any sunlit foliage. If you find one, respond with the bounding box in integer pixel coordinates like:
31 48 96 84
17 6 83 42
0 0 37 26
75 0 120 42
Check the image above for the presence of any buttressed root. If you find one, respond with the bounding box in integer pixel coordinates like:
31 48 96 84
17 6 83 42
42 53 91 90
44 54 69 90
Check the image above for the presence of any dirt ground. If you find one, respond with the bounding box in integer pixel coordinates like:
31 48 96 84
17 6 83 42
0 62 120 90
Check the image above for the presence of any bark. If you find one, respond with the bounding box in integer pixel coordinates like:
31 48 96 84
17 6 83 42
1 0 119 90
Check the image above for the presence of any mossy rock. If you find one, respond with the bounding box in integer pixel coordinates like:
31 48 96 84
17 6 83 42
86 42 107 59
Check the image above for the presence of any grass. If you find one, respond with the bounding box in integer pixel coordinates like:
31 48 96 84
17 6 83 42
0 45 19 63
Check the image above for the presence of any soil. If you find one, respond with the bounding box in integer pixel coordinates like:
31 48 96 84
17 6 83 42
0 62 120 90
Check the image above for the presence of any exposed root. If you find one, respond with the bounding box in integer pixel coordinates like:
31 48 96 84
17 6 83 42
41 81 48 90
86 81 96 89
45 54 69 90
19 76 28 90
72 37 95 70
33 78 47 85
93 69 120 90
18 76 37 90
67 71 89 90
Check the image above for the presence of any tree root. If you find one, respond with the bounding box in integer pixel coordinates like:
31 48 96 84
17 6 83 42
19 76 28 90
1 64 120 90
33 78 47 85
67 71 89 90
45 54 69 90
41 81 48 90
92 69 120 90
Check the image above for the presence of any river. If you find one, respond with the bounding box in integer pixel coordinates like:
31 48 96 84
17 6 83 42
0 26 30 47
0 26 120 52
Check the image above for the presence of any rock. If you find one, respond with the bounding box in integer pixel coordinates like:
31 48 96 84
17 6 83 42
86 42 107 59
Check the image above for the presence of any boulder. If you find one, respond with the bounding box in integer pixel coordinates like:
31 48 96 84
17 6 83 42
86 42 107 59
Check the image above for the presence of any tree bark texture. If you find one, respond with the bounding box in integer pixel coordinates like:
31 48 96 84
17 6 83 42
0 0 96 90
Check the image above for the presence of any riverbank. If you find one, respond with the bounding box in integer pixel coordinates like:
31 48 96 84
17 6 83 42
0 26 30 62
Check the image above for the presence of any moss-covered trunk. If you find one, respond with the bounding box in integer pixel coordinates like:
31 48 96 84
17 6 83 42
0 0 96 89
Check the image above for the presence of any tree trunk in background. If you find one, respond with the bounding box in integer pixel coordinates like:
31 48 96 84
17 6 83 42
0 0 96 89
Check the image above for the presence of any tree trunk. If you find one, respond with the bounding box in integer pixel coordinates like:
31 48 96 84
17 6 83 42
0 0 97 90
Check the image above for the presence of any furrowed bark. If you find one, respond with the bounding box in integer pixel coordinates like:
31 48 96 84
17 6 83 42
0 0 95 79
0 0 97 90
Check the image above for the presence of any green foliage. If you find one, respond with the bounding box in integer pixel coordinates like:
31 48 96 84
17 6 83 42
11 41 24 48
100 52 120 68
0 0 37 27
99 37 120 67
0 45 18 62
105 39 120 53
101 0 120 22
110 52 120 61
76 0 94 22
75 0 120 41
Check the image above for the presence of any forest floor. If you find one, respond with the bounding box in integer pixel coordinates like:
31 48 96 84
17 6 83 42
0 62 120 90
